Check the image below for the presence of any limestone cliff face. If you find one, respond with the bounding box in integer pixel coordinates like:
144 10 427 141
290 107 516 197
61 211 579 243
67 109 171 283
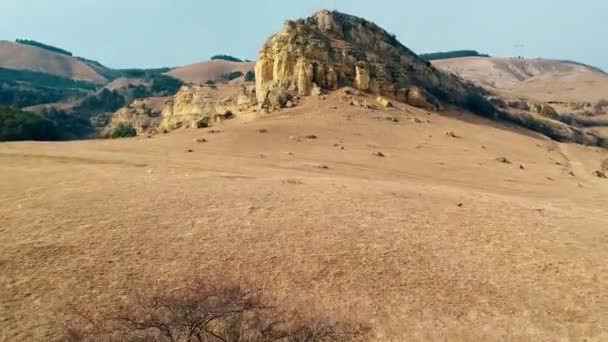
157 84 256 131
103 98 165 136
255 10 469 110
104 84 257 135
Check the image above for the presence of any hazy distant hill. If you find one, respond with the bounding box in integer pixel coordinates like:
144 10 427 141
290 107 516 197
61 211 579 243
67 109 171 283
0 40 114 83
166 60 255 84
433 57 608 103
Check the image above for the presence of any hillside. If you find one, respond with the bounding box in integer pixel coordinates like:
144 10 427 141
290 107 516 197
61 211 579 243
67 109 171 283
0 40 112 83
433 57 608 103
2 90 608 340
166 59 255 84
2 8 608 341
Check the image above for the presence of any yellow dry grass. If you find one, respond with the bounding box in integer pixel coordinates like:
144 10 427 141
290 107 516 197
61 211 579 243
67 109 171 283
1 93 608 341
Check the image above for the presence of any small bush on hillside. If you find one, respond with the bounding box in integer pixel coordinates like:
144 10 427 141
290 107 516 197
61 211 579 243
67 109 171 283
56 278 366 342
245 70 255 82
594 99 608 114
110 123 137 139
211 55 243 62
220 71 244 82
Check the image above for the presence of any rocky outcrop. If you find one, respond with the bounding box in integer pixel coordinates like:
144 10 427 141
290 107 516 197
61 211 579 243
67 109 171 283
103 84 258 135
103 98 165 136
157 84 256 132
255 10 470 110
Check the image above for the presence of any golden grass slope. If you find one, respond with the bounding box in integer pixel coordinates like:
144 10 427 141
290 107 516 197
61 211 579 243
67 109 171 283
433 57 608 103
166 60 255 84
1 91 608 340
0 40 108 83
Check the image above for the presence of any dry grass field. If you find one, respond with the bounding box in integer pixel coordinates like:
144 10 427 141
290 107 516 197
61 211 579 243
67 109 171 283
1 92 608 341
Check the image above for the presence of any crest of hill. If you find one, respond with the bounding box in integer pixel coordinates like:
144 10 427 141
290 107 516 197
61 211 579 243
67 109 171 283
166 60 255 84
433 57 608 103
0 40 113 83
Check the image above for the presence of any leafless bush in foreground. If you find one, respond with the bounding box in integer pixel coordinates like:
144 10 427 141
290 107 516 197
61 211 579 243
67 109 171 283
55 279 367 342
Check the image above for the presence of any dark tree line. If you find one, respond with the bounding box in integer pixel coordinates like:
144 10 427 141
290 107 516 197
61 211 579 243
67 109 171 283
16 39 73 56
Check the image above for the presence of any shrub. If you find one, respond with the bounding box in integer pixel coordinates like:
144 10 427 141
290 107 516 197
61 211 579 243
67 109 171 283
56 278 366 342
220 71 244 82
244 71 255 82
211 55 243 63
110 123 137 139
593 99 608 114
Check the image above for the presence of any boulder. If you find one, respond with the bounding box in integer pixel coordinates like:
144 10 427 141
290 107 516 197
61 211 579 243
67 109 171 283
155 85 254 133
405 87 438 110
102 97 165 136
376 97 392 108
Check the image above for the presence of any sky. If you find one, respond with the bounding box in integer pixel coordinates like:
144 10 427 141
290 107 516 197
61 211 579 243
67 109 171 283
1 0 607 70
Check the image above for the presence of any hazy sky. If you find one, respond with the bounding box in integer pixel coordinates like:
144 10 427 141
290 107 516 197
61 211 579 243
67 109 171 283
2 0 607 70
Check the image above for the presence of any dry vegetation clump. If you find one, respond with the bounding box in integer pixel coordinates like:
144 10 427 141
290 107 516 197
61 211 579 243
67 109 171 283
594 99 608 114
55 278 367 342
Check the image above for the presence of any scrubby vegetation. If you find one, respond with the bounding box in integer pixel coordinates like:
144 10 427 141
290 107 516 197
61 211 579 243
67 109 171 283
594 99 608 114
220 71 244 82
0 106 93 141
16 39 73 56
109 122 137 139
420 50 490 61
0 67 97 108
0 68 97 90
56 278 366 342
0 85 88 109
75 56 105 68
245 70 255 82
119 68 173 78
211 55 244 62
75 89 126 114
118 69 183 97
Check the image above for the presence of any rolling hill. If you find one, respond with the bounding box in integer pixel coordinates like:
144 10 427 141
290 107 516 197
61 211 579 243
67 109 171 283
166 59 255 84
433 57 608 103
0 40 113 83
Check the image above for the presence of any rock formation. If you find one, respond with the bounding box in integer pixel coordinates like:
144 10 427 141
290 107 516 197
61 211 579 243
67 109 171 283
104 84 257 135
255 10 468 110
157 84 256 132
102 98 165 136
